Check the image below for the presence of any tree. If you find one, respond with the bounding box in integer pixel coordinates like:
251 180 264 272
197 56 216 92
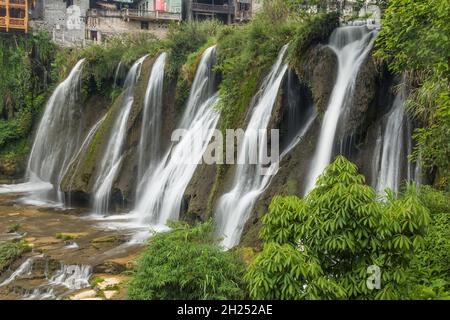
247 156 431 299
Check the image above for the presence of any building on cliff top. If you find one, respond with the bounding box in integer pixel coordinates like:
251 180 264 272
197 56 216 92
2 0 258 45
0 0 32 33
29 0 89 46
186 0 253 24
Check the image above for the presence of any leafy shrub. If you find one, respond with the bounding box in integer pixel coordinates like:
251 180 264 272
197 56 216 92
408 186 450 299
375 0 450 185
247 156 431 299
0 240 30 272
128 221 247 300
164 20 222 80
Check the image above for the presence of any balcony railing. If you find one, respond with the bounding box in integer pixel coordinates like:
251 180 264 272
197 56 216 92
87 8 123 18
1 0 27 8
191 3 235 14
123 9 182 22
0 17 27 30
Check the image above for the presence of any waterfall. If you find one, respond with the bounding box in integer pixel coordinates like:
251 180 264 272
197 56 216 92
374 92 409 193
113 61 123 89
136 52 167 199
22 59 86 204
304 26 377 193
92 56 147 215
133 46 219 230
215 45 315 249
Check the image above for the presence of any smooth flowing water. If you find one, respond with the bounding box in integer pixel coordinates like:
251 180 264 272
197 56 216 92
304 26 377 193
214 46 314 249
136 52 167 198
374 92 409 193
2 60 86 204
92 56 147 215
133 46 219 230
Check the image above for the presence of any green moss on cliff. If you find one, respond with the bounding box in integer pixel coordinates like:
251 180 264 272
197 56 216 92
0 240 30 272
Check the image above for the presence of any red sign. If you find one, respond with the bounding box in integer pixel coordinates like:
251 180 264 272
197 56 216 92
156 0 165 11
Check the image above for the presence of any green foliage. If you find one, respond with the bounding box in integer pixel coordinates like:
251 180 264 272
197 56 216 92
53 33 161 96
164 20 222 80
128 221 247 300
260 196 304 245
0 240 30 272
411 90 450 186
376 0 450 75
7 223 20 233
247 156 432 299
288 12 339 67
0 33 55 155
375 0 450 184
408 186 450 299
215 8 298 133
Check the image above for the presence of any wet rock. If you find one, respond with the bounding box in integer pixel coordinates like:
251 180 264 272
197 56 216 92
103 290 117 300
69 289 98 300
90 235 124 244
292 45 338 115
93 261 126 275
0 156 26 179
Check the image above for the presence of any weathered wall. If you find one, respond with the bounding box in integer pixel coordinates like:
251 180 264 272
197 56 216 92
86 15 169 42
30 0 89 46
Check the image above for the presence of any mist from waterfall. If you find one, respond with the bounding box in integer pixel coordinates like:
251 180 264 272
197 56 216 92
133 46 219 230
136 52 167 200
92 56 147 215
214 46 316 249
304 26 377 194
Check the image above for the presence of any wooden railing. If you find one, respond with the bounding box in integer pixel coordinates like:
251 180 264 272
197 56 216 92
191 3 235 14
9 0 26 7
0 0 28 32
87 8 123 18
123 9 182 22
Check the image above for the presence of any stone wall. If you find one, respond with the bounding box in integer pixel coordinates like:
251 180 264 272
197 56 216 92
86 14 169 42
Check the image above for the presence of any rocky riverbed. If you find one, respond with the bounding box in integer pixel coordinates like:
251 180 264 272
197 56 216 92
0 193 144 300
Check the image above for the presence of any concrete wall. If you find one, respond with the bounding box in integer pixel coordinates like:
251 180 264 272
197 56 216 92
86 15 169 42
30 0 89 46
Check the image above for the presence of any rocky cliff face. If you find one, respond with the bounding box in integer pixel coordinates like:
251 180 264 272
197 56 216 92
42 32 398 247
179 43 393 247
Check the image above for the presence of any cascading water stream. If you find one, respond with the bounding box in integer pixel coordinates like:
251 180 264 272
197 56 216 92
215 45 315 249
0 59 86 204
92 56 147 215
304 26 377 193
133 46 219 232
136 52 167 199
373 90 415 193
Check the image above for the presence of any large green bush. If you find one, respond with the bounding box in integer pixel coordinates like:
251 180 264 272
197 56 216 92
128 221 247 300
375 0 450 186
247 156 432 300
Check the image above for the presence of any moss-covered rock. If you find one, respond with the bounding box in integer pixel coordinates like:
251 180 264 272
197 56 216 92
293 45 338 115
60 93 123 202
